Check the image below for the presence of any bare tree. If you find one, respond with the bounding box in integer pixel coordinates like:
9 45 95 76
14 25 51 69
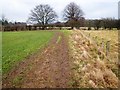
101 18 117 30
117 19 120 30
94 19 101 30
63 2 84 29
29 4 57 29
1 14 9 26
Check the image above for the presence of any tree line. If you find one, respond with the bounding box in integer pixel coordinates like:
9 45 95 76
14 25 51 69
1 2 120 31
85 18 120 30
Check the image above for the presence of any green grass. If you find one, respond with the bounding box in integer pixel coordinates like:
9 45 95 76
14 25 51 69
56 36 61 43
60 30 71 36
2 30 55 74
12 76 23 86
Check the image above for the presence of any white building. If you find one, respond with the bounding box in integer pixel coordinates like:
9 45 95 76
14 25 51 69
118 1 120 19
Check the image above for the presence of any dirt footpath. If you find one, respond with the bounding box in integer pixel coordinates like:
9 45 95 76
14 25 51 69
3 32 72 88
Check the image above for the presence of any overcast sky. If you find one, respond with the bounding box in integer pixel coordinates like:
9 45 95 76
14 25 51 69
0 0 119 22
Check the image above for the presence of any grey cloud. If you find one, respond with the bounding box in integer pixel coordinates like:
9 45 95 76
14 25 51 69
0 0 119 22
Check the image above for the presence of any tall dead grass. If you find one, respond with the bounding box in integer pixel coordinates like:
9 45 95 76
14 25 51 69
69 30 119 88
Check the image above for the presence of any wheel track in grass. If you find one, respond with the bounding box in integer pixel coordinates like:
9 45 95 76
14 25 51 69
2 31 72 88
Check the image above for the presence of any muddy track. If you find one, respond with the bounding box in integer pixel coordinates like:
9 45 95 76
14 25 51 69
3 31 71 88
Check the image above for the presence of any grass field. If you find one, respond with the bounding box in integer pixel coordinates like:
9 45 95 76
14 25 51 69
81 30 119 83
2 30 119 88
2 31 55 74
82 30 118 61
69 30 119 88
82 30 118 45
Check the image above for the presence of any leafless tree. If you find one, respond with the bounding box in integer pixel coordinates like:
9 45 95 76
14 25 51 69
29 4 57 27
1 14 9 26
63 2 84 29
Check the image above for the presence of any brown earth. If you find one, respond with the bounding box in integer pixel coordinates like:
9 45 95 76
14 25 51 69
2 31 72 88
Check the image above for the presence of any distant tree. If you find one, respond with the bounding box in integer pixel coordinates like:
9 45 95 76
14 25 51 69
94 19 101 30
85 20 94 30
54 22 64 30
79 17 85 27
117 19 120 30
85 18 118 30
101 18 117 30
28 4 57 29
1 15 9 26
63 2 84 29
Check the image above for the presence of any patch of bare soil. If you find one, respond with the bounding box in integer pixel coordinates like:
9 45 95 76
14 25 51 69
2 32 71 88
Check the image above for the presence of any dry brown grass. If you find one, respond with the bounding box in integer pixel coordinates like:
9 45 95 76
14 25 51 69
82 30 119 79
69 30 119 88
